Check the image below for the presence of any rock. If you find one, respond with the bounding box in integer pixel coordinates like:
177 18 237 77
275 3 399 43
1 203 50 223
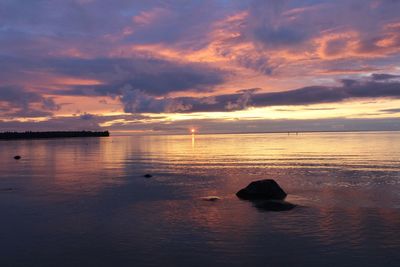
14 155 21 160
254 200 296 212
144 174 152 178
201 196 221 201
237 179 296 212
236 179 287 200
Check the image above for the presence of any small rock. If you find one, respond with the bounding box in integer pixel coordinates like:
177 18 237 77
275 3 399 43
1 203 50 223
14 155 21 160
236 179 287 200
144 174 152 178
201 196 221 201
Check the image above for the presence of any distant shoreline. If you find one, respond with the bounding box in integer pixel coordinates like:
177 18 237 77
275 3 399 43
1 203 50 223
111 129 400 136
0 131 110 140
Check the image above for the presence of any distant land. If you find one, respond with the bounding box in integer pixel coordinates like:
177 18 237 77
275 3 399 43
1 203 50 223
0 131 110 140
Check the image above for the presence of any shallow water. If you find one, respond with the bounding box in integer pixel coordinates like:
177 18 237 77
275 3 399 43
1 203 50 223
1 132 400 266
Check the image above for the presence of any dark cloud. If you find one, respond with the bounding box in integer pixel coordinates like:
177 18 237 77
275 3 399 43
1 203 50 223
124 1 234 49
235 55 274 75
243 0 400 60
0 0 238 57
0 56 226 96
0 1 151 39
41 97 60 111
246 1 320 50
0 86 60 118
324 39 349 57
91 64 225 96
254 25 310 48
371 73 400 81
379 108 400 114
7 109 53 118
0 86 43 107
80 112 96 120
118 75 400 113
228 78 400 110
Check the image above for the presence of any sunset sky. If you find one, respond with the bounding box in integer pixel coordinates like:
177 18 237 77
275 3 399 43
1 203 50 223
1 0 400 133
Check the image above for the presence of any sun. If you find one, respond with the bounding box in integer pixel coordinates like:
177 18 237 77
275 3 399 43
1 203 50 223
190 128 196 134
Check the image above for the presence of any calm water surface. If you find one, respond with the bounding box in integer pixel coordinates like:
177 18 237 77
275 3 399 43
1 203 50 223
1 132 400 266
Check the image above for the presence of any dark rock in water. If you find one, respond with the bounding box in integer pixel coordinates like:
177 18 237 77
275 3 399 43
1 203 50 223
236 179 287 200
14 155 21 160
144 174 152 178
254 200 296 212
237 179 296 212
201 196 221 201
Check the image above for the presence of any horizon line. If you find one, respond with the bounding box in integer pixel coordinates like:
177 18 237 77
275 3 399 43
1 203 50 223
110 129 400 136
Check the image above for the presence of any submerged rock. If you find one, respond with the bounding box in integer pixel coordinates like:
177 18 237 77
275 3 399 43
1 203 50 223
201 196 221 201
236 179 287 200
254 200 296 212
144 174 152 178
14 155 21 160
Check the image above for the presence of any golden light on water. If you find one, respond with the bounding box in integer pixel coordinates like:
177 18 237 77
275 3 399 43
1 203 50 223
191 128 196 151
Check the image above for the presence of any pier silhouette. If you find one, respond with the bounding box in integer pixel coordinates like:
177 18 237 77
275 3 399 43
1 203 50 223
0 131 110 140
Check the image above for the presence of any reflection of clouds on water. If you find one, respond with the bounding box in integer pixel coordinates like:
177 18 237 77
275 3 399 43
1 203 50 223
0 132 400 265
0 138 130 196
107 191 400 265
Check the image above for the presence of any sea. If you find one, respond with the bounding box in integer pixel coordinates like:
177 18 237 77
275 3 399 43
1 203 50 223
1 132 400 266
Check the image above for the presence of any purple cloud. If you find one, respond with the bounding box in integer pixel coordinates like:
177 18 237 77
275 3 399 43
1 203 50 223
113 74 400 113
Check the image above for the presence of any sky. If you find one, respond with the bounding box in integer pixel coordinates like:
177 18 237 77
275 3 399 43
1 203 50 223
1 0 400 134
